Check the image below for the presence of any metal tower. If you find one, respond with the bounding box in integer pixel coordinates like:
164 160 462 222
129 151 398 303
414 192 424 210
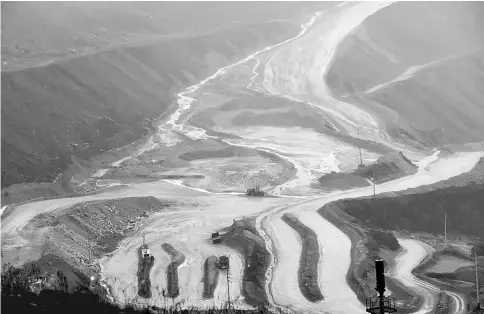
366 260 397 314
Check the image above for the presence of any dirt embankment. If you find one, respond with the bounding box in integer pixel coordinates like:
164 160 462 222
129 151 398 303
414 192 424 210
137 245 155 298
8 197 170 289
319 151 417 190
336 184 484 240
202 256 221 299
318 204 418 312
161 243 186 299
281 213 323 302
221 218 269 306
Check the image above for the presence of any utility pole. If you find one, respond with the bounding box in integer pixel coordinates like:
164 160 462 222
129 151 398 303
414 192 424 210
227 268 231 310
357 129 363 166
444 212 447 247
369 176 376 197
476 238 480 311
88 238 93 282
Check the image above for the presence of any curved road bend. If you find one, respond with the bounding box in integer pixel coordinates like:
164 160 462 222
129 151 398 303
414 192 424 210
390 238 465 314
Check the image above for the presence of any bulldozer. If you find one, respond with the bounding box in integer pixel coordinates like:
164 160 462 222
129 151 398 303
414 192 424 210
246 184 266 196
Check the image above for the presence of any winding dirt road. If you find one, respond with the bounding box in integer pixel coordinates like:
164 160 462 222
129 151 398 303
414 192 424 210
389 238 466 314
257 151 481 314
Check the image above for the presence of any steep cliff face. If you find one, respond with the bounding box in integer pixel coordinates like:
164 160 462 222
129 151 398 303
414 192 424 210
2 3 314 188
326 2 484 147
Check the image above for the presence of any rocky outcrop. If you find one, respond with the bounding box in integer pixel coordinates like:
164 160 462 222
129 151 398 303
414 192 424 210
319 151 417 190
24 197 169 283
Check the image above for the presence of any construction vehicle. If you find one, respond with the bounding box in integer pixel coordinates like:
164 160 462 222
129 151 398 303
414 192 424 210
218 255 230 270
246 184 266 196
211 232 222 244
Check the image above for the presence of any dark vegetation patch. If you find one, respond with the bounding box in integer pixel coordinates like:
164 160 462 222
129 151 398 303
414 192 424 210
221 218 269 307
137 245 155 298
366 229 400 256
202 256 220 299
161 243 186 299
281 213 323 302
1 261 275 313
1 197 169 291
335 184 484 239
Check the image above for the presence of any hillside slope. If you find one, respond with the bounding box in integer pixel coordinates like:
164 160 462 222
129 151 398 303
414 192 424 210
324 157 484 240
326 2 484 147
1 2 327 71
1 18 301 188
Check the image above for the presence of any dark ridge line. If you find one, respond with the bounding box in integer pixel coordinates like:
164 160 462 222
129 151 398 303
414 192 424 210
137 244 155 298
281 213 324 302
161 243 186 299
202 255 220 299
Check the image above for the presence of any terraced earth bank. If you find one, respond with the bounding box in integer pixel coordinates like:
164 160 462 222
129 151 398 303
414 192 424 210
2 2 484 314
162 243 186 299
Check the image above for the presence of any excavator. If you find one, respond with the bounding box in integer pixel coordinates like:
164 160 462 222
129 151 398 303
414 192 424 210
246 184 266 196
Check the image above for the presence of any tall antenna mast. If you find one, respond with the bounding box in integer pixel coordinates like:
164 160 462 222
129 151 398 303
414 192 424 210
143 234 146 246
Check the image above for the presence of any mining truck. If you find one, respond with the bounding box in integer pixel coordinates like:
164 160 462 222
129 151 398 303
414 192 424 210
246 184 266 196
218 255 230 270
211 232 222 244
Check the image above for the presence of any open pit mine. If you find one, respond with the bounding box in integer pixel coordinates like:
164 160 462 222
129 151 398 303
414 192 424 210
2 1 484 314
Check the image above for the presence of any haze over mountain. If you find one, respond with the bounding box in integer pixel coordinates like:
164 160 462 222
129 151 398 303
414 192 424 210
326 2 484 146
1 2 329 189
2 2 484 314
